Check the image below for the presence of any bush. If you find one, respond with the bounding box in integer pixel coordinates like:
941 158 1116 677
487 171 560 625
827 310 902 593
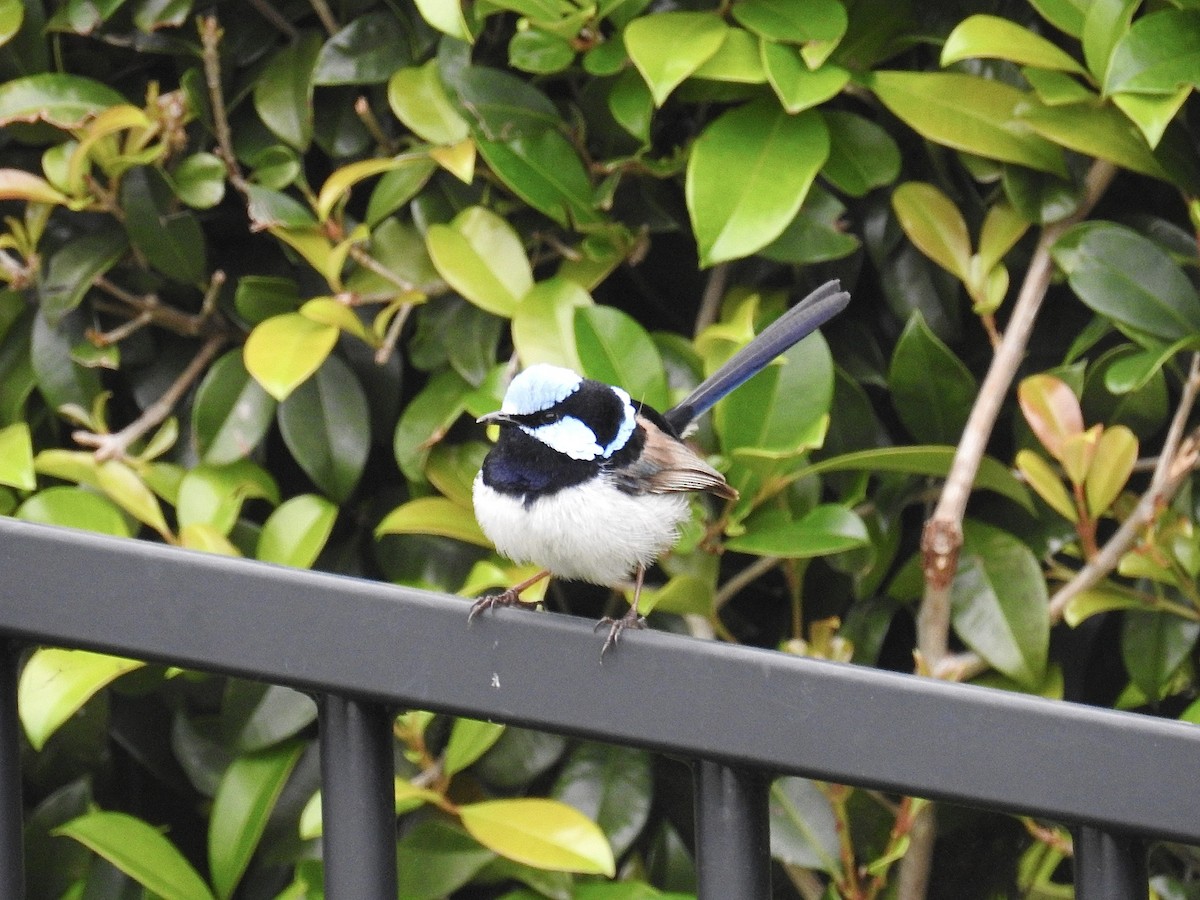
1 0 1198 896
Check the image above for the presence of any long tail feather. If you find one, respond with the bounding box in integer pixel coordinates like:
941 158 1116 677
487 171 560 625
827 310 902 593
664 280 850 433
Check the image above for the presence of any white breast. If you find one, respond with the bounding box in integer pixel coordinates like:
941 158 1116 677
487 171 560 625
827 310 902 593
472 473 691 585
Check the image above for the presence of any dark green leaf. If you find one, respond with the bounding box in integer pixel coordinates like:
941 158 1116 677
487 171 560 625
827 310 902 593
769 777 840 873
0 73 124 128
120 167 206 285
192 349 277 464
820 110 900 196
235 686 318 752
761 185 860 264
575 305 669 411
253 31 322 150
509 28 575 74
1052 221 1200 342
314 11 410 85
1105 9 1200 95
887 312 976 444
38 230 127 325
394 368 473 482
476 129 600 227
1122 608 1200 701
397 820 494 900
725 504 870 557
278 354 370 502
31 310 102 412
552 743 652 858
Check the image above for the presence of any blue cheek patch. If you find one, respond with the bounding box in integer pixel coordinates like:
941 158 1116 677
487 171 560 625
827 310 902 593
502 365 582 415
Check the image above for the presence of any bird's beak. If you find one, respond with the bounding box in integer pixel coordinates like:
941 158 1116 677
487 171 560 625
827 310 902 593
476 411 513 426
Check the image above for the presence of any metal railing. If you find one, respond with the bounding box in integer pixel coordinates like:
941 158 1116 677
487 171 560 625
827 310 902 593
0 517 1195 898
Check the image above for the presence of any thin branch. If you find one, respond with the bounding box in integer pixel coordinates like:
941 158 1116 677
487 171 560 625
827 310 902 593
245 0 299 39
93 271 228 339
75 333 228 461
199 16 248 195
374 300 416 365
714 554 781 610
694 262 729 337
307 0 339 34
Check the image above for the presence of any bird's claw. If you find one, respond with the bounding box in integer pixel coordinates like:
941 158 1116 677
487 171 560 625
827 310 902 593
595 609 646 659
468 588 523 622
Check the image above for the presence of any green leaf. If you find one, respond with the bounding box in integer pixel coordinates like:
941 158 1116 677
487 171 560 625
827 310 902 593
1082 0 1137 86
257 494 337 568
16 485 131 536
388 61 470 145
0 73 124 128
1052 221 1200 342
686 101 829 266
314 10 409 85
1122 609 1200 701
394 368 473 481
509 28 576 75
820 110 900 196
97 459 171 538
365 156 439 226
426 206 533 317
55 810 214 900
475 128 600 227
170 152 226 209
891 182 971 281
444 717 506 776
1018 98 1170 181
1028 0 1087 37
1085 425 1137 517
951 520 1049 688
234 275 301 326
1015 449 1077 522
209 742 304 900
1018 373 1084 460
625 12 728 106
176 460 279 535
552 743 652 858
235 686 318 752
413 0 472 42
864 70 1067 176
376 496 490 546
761 45 848 114
725 504 870 558
607 68 654 142
761 185 860 264
941 15 1086 74
397 820 495 900
0 421 34 490
0 0 22 47
1112 87 1190 149
887 312 976 445
769 777 840 874
278 354 370 502
192 350 277 464
1062 583 1145 626
459 798 616 876
244 313 339 401
120 166 206 286
574 305 669 412
732 0 847 44
691 28 766 84
1106 9 1200 95
30 311 102 412
511 276 592 370
253 31 322 150
19 649 145 750
38 230 127 326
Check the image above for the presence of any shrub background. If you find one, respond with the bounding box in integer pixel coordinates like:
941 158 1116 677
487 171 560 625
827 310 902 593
1 0 1198 897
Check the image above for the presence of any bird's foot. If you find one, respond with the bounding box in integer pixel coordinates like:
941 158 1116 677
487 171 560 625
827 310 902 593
468 588 526 622
595 606 646 659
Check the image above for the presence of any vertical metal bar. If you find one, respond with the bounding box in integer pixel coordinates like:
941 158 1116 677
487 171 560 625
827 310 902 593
692 759 771 900
0 642 24 899
1073 827 1146 900
318 694 396 900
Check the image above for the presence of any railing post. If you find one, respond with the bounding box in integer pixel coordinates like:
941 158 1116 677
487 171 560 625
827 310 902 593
692 760 771 899
0 641 24 899
1073 826 1146 899
318 694 396 899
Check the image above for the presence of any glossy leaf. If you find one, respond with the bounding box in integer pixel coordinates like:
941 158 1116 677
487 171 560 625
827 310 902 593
97 459 171 539
891 182 971 281
459 798 616 875
951 520 1049 688
170 152 226 209
1018 99 1169 181
394 368 473 481
866 71 1066 176
376 496 490 546
1082 0 1138 87
209 742 304 900
475 127 599 227
55 810 214 900
0 168 70 205
1015 450 1076 522
426 206 533 317
687 101 829 266
120 167 206 285
1085 425 1137 517
1062 583 1145 627
1112 87 1190 149
511 276 592 369
19 649 145 750
1105 9 1200 96
244 313 339 401
691 28 766 84
820 110 900 197
0 73 123 128
0 421 34 490
444 717 506 776
1028 0 1086 37
761 45 847 114
1122 609 1200 701
16 485 131 537
314 11 409 85
253 32 322 150
1058 424 1100 488
388 61 470 145
278 354 370 502
176 460 279 535
257 494 337 568
732 0 847 44
192 350 277 464
941 15 1086 74
413 0 472 41
1018 374 1084 460
552 743 653 858
38 230 127 325
625 12 728 106
887 312 976 445
769 777 840 873
1052 221 1200 342
397 820 495 900
235 686 318 752
725 504 870 558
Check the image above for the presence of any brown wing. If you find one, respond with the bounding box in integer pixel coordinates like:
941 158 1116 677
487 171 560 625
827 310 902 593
612 415 738 500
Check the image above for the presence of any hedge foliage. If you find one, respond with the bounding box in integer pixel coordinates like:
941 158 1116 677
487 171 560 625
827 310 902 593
1 0 1199 896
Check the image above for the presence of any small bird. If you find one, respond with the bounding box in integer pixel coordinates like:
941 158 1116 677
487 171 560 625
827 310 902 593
470 280 850 654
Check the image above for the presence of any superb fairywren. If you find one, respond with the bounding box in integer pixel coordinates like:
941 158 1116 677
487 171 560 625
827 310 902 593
470 280 850 654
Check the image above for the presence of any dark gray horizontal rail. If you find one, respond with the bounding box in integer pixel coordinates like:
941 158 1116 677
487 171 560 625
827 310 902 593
1 518 1198 844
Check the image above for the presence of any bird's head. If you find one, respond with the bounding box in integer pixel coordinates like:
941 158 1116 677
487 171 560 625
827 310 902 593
478 364 638 461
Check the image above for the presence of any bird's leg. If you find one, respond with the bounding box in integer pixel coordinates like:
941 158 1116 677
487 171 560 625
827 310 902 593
469 568 551 621
596 564 648 658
